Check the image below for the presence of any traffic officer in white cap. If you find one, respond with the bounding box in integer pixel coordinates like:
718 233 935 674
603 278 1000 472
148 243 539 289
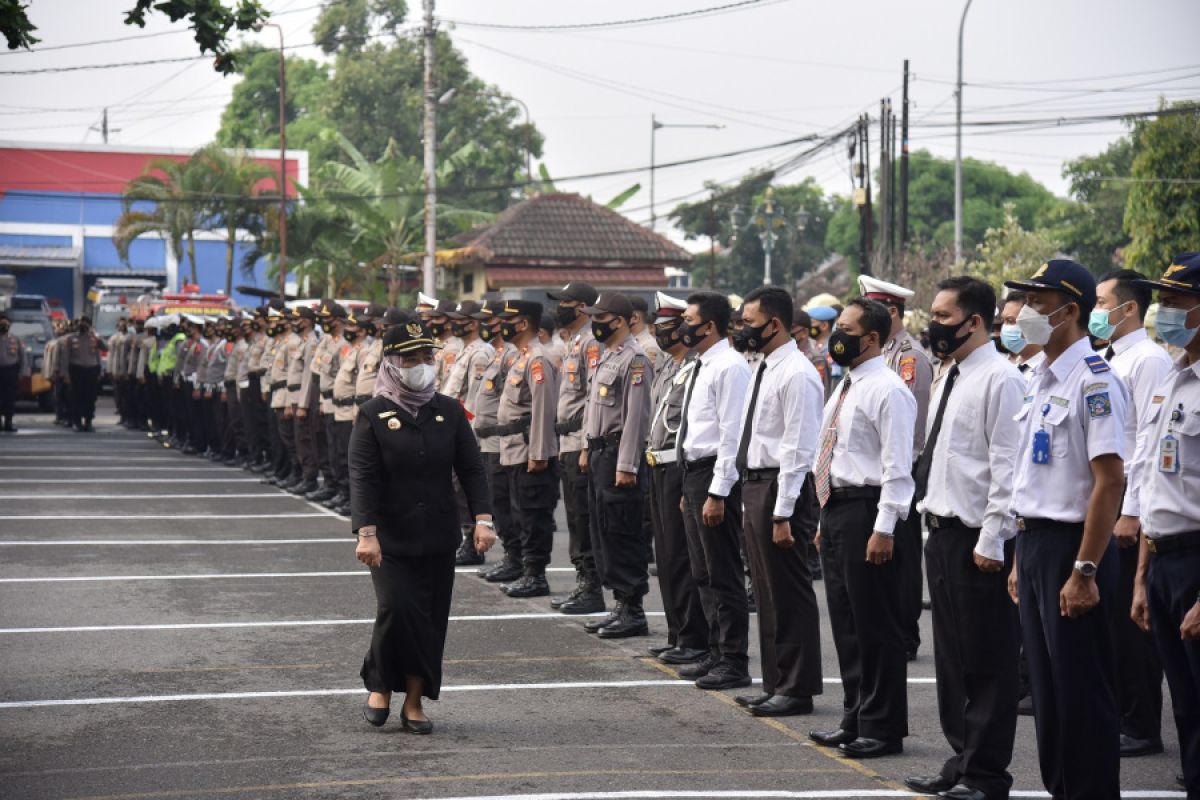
858 274 932 661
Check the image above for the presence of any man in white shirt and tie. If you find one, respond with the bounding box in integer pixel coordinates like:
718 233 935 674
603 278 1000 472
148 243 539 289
808 297 917 760
674 291 753 691
731 287 824 718
904 277 1025 800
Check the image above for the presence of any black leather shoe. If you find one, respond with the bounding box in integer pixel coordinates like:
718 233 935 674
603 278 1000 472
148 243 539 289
694 662 751 690
560 590 606 615
289 479 318 496
938 785 987 800
550 587 581 610
658 646 708 665
838 737 902 759
647 643 674 657
751 695 813 717
455 538 485 566
584 609 620 633
677 655 718 679
1119 734 1163 757
735 693 772 708
597 601 649 638
809 728 857 747
306 486 338 503
333 503 351 517
323 492 347 509
504 574 550 598
904 775 955 795
400 712 433 735
483 560 524 583
363 702 389 727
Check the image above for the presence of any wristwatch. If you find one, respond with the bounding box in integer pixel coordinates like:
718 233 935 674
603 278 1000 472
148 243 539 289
476 520 496 529
1073 559 1098 578
772 516 789 524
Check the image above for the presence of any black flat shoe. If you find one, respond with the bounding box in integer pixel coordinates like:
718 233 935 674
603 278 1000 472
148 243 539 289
838 737 902 759
658 646 708 665
809 728 857 747
401 712 433 735
904 775 956 795
1119 734 1163 757
363 702 389 727
735 692 772 708
750 695 813 717
937 785 987 800
647 643 674 657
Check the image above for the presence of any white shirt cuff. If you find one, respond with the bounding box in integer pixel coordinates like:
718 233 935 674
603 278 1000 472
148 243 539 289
974 532 1006 563
772 495 798 519
873 508 900 535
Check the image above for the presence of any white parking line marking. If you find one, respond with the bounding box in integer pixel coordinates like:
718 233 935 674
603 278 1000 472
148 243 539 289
0 456 186 462
0 538 348 546
0 612 628 633
331 792 1185 800
0 466 228 471
0 513 329 520
0 479 262 484
0 493 287 500
0 566 574 583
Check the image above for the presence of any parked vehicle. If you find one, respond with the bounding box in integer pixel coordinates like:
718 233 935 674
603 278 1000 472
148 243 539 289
7 294 54 410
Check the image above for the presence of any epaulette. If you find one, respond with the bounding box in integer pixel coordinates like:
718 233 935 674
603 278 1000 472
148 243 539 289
1084 354 1110 374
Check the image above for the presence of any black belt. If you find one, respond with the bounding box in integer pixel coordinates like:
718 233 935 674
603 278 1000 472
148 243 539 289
224 380 236 388
354 394 372 407
269 380 286 391
476 418 532 438
829 485 882 501
741 467 779 482
924 512 977 532
252 369 266 377
555 416 583 436
1014 515 1084 533
287 383 301 392
1147 530 1200 556
586 431 622 451
320 389 333 399
681 455 717 474
333 396 355 408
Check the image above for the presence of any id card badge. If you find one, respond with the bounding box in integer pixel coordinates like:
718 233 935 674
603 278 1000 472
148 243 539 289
1158 434 1180 474
1032 430 1051 464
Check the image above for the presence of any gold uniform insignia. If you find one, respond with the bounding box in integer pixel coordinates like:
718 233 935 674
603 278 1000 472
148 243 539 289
406 322 423 337
387 418 402 430
435 415 445 422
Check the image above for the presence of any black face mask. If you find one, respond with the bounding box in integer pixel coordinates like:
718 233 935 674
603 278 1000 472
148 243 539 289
479 325 494 342
731 320 777 354
500 322 519 340
591 318 619 343
428 321 445 338
828 329 867 367
927 316 974 360
556 304 579 327
361 323 377 337
344 330 359 343
678 320 709 348
0 324 8 334
655 324 679 351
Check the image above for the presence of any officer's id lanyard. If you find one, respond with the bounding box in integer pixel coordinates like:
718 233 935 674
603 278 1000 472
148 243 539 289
1032 403 1052 465
1159 404 1183 474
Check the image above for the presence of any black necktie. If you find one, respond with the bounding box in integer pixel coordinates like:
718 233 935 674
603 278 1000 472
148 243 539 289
736 361 768 474
913 364 959 502
675 360 702 461
1018 362 1029 374
1104 345 1115 360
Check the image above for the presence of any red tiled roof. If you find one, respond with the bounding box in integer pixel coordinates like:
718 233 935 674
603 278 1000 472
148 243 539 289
485 266 665 287
456 193 692 267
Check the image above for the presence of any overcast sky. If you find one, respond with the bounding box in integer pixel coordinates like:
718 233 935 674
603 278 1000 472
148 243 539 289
3 0 1198 245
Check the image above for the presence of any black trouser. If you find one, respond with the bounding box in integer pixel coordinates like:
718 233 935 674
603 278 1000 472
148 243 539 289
896 497 923 655
243 376 268 461
275 407 296 477
223 385 243 457
294 403 320 481
650 462 707 650
1017 523 1119 800
1146 542 1200 798
483 450 522 563
559 449 596 580
680 462 749 670
112 374 125 419
54 376 69 421
820 488 908 741
323 414 340 486
586 444 648 602
68 364 100 424
505 459 559 574
0 363 17 423
926 525 1018 799
332 419 352 494
171 382 189 440
190 390 209 450
318 411 335 485
1110 536 1163 741
743 473 823 698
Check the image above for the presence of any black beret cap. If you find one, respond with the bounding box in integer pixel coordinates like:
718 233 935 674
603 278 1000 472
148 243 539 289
381 313 440 355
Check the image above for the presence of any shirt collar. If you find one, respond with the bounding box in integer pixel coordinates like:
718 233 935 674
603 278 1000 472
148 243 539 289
848 354 885 378
699 337 731 364
1175 352 1200 382
955 341 995 375
1043 336 1094 383
765 339 798 368
1111 326 1147 355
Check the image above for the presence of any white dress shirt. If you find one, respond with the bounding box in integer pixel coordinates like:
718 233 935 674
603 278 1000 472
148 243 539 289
1135 355 1200 538
917 344 1025 561
819 355 916 534
681 337 751 498
738 340 823 518
1108 328 1174 517
1011 336 1129 523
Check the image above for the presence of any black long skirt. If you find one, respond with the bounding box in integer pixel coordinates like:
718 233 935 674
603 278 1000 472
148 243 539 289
360 551 456 700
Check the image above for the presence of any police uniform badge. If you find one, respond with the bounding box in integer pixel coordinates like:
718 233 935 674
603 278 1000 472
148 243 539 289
387 418 401 430
531 360 545 385
899 355 917 385
1087 392 1112 418
405 322 423 337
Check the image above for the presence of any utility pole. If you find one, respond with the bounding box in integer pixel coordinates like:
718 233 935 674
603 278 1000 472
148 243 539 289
879 99 890 274
955 0 974 264
890 109 897 265
90 108 121 143
649 115 723 232
862 115 873 276
900 59 910 249
421 0 438 297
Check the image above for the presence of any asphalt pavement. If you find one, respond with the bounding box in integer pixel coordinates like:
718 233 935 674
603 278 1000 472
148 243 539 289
0 398 1186 800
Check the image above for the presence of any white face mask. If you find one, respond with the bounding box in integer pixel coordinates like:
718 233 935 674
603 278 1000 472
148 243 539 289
397 363 436 391
1015 302 1069 347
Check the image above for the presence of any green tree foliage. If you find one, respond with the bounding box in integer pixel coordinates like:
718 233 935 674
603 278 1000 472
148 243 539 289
1123 103 1200 274
2 0 268 73
114 157 207 284
968 202 1061 293
1051 138 1134 273
191 145 273 296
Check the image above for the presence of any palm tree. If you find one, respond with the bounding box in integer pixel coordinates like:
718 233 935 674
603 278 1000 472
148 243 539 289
113 157 205 284
193 144 274 296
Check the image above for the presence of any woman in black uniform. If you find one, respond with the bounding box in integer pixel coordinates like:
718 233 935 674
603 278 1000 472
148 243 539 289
350 314 495 734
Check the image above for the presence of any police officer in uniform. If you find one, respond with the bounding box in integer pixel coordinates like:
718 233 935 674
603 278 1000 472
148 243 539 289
547 282 605 614
423 298 462 392
239 310 269 468
471 300 525 584
267 308 298 485
329 309 369 515
60 315 104 432
629 294 662 369
0 312 29 432
309 300 347 501
1005 259 1128 800
860 275 933 661
289 306 321 495
495 300 561 598
578 293 653 637
1129 255 1200 798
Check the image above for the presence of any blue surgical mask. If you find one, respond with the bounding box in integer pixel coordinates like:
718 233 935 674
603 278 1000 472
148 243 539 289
999 323 1026 354
1156 306 1199 348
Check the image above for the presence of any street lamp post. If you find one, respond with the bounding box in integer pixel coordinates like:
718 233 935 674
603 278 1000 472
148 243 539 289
954 0 974 265
260 22 287 296
752 188 789 287
439 87 533 184
650 114 723 231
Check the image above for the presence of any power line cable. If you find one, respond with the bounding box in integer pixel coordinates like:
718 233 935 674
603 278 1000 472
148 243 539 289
440 0 789 32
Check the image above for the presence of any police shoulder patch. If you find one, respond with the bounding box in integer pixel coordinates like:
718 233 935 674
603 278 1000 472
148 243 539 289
899 355 917 385
531 360 545 384
1086 392 1113 418
1084 354 1110 374
586 341 601 370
